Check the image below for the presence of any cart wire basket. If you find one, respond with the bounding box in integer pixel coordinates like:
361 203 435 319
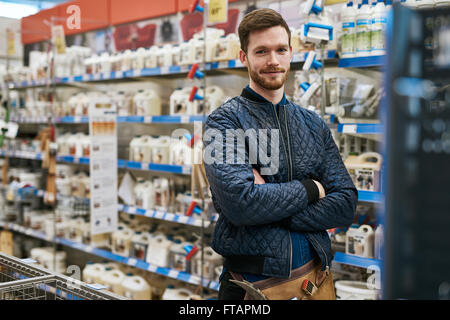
0 252 126 300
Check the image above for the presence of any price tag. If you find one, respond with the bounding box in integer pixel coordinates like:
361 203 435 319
180 115 190 123
155 211 165 219
74 116 81 123
144 210 153 217
165 213 175 222
182 166 191 175
51 25 66 54
208 0 228 24
127 258 137 266
168 269 179 279
144 116 152 123
178 216 189 224
127 207 136 214
147 264 157 272
342 125 357 134
82 74 90 82
133 69 142 77
7 28 15 56
94 73 101 80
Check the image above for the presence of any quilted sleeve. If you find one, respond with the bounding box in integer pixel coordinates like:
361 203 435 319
285 122 358 232
203 108 311 227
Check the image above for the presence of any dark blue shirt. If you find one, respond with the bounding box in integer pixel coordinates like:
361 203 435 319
220 85 317 282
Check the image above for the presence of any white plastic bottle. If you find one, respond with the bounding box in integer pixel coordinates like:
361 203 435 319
356 0 372 57
122 274 152 300
371 0 387 56
417 0 436 7
374 224 384 260
341 1 357 58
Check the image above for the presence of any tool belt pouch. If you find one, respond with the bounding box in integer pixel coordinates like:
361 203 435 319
231 258 336 300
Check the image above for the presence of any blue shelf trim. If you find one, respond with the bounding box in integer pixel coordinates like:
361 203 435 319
338 55 386 68
333 251 382 269
358 190 384 203
337 123 384 134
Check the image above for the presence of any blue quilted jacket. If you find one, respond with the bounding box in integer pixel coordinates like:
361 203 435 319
203 89 358 278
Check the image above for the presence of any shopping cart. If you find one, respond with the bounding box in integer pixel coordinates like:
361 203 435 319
0 252 126 300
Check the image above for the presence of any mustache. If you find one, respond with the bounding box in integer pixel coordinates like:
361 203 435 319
261 68 286 73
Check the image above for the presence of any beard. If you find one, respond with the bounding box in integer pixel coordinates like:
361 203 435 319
248 60 290 90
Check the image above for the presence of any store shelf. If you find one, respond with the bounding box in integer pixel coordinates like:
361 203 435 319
0 220 215 291
0 150 192 175
333 251 382 269
337 123 384 135
118 204 218 227
338 55 386 68
357 190 384 204
10 115 207 124
3 50 337 90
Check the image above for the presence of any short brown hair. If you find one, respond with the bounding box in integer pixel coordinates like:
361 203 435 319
238 8 291 53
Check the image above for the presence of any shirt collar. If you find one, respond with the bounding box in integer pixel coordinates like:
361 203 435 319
241 85 287 107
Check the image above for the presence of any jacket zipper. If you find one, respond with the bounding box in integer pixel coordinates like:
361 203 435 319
283 106 293 181
271 103 290 181
310 236 330 272
271 103 292 277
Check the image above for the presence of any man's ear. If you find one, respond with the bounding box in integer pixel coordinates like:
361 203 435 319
239 49 248 67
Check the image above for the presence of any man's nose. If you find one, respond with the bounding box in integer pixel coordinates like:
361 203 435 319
266 51 279 66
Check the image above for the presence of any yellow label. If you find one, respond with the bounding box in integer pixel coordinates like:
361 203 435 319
7 29 15 56
208 0 228 24
52 25 66 54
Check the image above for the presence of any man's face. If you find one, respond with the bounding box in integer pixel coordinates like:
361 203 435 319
240 26 292 90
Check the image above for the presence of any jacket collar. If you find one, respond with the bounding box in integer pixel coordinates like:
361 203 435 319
241 85 287 106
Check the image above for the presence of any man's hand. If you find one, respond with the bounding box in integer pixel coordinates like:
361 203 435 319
253 169 265 185
313 180 326 199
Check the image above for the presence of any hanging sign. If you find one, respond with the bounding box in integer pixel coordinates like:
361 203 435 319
208 0 228 24
7 29 15 56
89 97 118 235
51 25 66 54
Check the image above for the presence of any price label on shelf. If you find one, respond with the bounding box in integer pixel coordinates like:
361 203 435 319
147 264 157 273
133 69 142 77
144 116 152 123
127 207 136 214
180 115 190 123
154 211 165 219
342 125 357 134
165 213 175 222
127 258 137 266
168 269 179 279
177 216 189 224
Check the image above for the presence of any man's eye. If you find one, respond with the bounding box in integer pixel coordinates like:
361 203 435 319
256 50 265 54
278 48 287 52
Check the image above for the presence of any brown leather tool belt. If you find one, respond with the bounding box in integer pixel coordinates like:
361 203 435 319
229 258 336 300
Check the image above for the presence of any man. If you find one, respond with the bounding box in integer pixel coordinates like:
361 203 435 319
203 8 357 300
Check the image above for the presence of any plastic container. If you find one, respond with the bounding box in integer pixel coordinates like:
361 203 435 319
169 87 191 115
212 34 240 61
101 269 125 296
335 280 380 300
112 227 133 257
68 218 84 243
122 274 152 300
133 89 161 116
179 41 192 66
371 0 387 55
129 135 153 162
194 86 224 114
341 1 357 58
356 0 372 57
146 234 172 267
151 136 170 164
374 224 384 260
114 91 134 116
192 247 223 280
344 152 382 191
144 46 158 69
154 178 170 210
162 287 193 300
134 179 154 210
170 138 191 165
168 237 190 272
82 262 105 284
346 224 375 258
130 231 151 261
